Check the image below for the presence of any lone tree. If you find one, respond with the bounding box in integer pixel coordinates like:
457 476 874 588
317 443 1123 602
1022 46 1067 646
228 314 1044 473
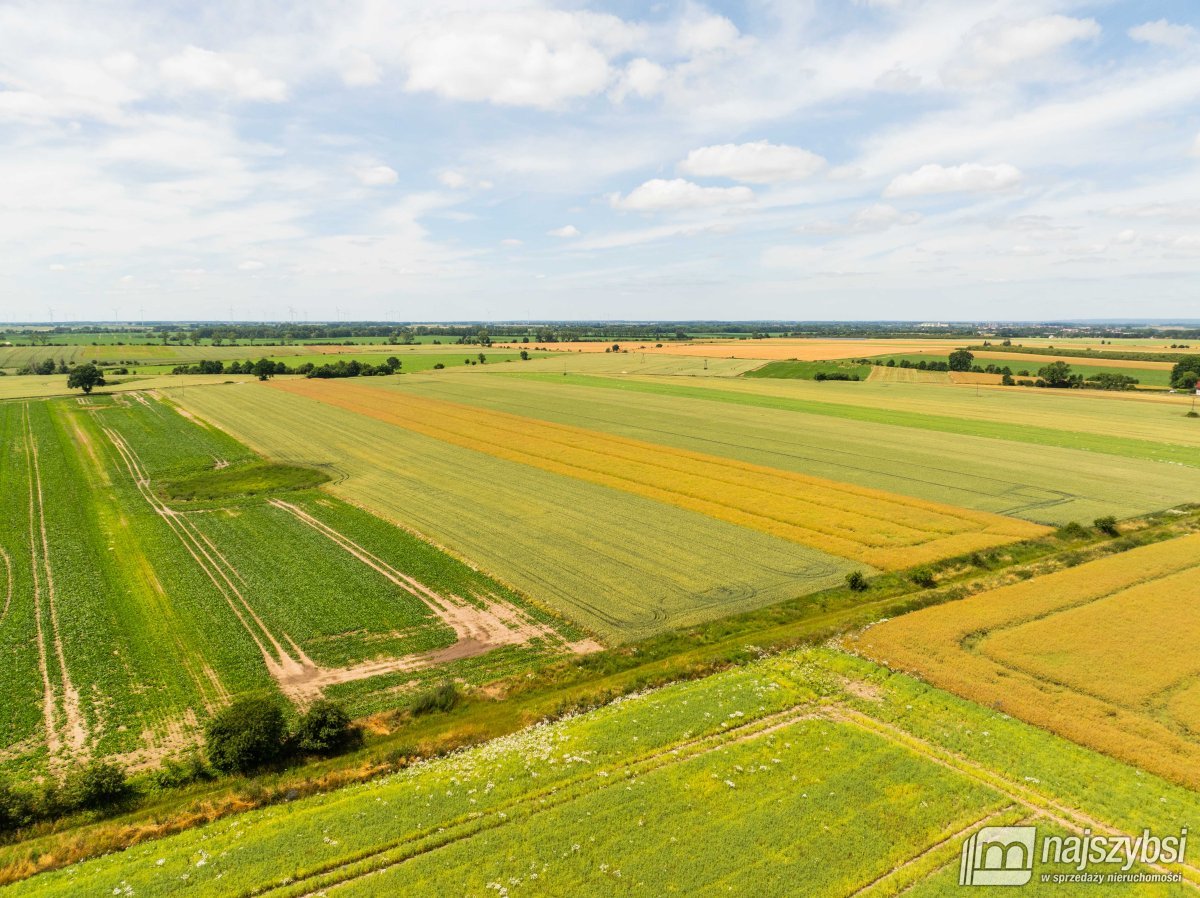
251 358 276 381
67 363 106 394
1038 361 1077 388
947 349 974 372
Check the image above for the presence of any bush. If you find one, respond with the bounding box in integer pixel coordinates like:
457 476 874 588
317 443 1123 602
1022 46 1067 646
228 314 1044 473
410 682 460 716
150 753 212 790
909 568 936 589
293 700 360 755
206 696 288 774
62 761 131 811
1094 516 1119 537
1055 521 1089 540
844 570 868 592
0 779 32 832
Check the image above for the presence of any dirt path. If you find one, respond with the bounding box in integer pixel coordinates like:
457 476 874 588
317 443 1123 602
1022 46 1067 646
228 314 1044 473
22 404 89 764
0 545 12 626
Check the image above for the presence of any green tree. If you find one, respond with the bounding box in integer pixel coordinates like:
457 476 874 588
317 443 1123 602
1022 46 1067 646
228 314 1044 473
947 349 974 372
251 358 276 381
1038 361 1076 388
1169 357 1200 390
293 700 360 754
67 363 106 394
385 356 401 372
205 696 288 774
62 760 130 810
477 352 487 364
519 350 530 360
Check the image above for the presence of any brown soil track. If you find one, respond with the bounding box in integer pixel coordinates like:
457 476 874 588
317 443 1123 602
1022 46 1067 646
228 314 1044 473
0 544 12 626
22 403 88 766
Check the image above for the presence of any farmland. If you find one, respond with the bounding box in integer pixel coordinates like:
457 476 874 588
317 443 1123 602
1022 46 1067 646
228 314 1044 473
267 378 1045 569
172 383 862 642
0 392 583 778
337 368 1200 523
856 534 1200 790
6 647 1198 897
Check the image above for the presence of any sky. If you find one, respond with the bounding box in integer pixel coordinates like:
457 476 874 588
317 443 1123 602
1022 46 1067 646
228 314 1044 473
1 1 1198 323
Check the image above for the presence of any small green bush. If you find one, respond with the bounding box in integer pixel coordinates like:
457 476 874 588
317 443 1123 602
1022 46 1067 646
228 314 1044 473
294 700 361 755
206 696 288 774
1093 516 1119 537
909 568 936 589
62 761 131 811
410 682 460 716
844 570 868 592
1055 521 1089 540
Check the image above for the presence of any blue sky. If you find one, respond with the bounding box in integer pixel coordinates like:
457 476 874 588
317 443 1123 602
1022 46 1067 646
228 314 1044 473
1 0 1198 322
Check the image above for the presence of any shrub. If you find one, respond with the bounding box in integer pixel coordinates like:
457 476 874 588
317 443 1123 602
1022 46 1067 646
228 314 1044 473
844 570 868 592
150 753 212 790
410 682 460 716
909 568 936 589
1055 521 1089 540
1094 516 1119 537
0 779 32 832
293 700 361 755
206 696 288 774
62 761 131 811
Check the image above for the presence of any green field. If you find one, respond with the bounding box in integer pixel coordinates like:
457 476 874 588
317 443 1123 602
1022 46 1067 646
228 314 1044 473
173 383 861 643
344 370 1200 525
7 647 1194 896
743 359 872 380
863 352 1172 386
0 393 582 777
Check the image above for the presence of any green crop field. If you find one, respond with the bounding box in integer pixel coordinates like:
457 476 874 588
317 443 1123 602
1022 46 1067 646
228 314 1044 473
172 382 862 643
744 359 872 380
338 370 1200 525
862 352 1173 386
0 392 582 778
7 647 1195 897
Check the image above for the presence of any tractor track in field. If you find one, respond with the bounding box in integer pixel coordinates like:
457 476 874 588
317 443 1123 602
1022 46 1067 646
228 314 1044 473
0 544 12 626
102 426 322 699
22 403 88 766
255 701 828 898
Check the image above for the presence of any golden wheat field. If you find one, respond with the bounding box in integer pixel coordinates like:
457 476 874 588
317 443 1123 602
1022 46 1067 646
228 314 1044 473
866 366 952 384
856 533 1200 788
270 378 1046 570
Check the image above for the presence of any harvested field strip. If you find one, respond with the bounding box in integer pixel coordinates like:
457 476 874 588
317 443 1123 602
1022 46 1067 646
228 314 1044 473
0 545 11 625
508 372 1200 467
866 366 950 383
21 404 87 763
857 533 1200 789
272 380 1045 570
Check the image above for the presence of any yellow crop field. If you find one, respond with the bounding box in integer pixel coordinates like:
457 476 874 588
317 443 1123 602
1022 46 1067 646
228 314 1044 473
496 338 971 360
866 366 951 384
856 533 1200 788
948 371 1004 385
272 379 1045 570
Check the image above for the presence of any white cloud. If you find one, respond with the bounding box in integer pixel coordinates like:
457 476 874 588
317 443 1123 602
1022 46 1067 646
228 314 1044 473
500 238 523 247
402 11 633 109
610 178 754 211
547 225 580 237
884 163 1022 198
1129 20 1196 49
852 203 921 229
946 15 1100 83
678 141 826 184
355 165 398 186
677 14 740 54
159 46 287 101
611 58 666 101
1194 133 1200 157
438 170 468 189
340 49 382 86
237 260 265 270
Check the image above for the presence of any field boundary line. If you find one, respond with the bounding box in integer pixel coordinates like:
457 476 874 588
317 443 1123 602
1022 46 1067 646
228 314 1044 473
835 707 1200 888
254 702 828 898
0 544 12 626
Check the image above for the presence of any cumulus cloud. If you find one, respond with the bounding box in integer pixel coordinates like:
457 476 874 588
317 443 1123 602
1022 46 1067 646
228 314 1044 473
340 49 382 87
402 11 634 109
610 178 754 211
611 58 666 101
547 224 580 237
678 141 826 184
159 46 287 101
1129 20 1196 49
356 165 398 186
884 163 1022 197
947 15 1100 82
677 13 740 54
